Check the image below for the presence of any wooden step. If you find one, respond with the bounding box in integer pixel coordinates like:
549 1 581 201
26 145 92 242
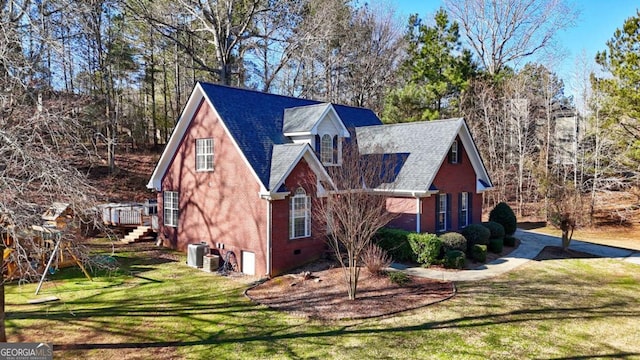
121 226 154 244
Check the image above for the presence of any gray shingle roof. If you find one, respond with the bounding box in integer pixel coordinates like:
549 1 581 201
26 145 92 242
356 118 464 191
269 143 308 191
282 103 331 134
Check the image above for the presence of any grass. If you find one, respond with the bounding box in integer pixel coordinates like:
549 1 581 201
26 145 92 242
4 241 640 359
521 222 640 251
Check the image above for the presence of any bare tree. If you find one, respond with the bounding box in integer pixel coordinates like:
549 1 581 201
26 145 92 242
445 0 578 75
309 142 398 300
129 0 269 85
0 0 108 341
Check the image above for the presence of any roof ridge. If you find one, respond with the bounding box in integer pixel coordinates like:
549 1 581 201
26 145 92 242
274 143 307 147
197 81 376 112
366 118 463 129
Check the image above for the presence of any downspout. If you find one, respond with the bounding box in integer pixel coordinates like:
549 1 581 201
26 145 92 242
266 198 272 277
416 197 422 233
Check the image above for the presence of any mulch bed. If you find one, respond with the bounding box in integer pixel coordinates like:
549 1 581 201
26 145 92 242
534 246 600 261
246 261 455 320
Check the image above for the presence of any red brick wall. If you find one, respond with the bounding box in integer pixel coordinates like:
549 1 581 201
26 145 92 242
270 159 327 275
425 136 480 232
159 99 268 275
386 198 417 231
387 135 483 233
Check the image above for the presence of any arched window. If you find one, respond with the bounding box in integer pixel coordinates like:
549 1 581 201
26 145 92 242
290 187 311 238
321 134 333 164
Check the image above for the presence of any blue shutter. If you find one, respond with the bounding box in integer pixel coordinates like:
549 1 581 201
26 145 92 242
446 194 452 230
458 193 463 229
333 135 338 163
435 195 441 232
315 135 321 156
468 193 473 225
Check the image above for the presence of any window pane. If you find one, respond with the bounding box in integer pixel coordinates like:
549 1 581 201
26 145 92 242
196 138 214 171
321 134 333 163
164 191 179 227
290 188 311 238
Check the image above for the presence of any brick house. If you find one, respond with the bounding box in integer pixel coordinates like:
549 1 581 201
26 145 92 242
147 82 492 277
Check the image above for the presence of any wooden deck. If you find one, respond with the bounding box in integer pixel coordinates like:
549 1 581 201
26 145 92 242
98 202 159 231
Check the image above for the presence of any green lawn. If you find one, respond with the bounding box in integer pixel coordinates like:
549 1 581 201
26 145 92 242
5 242 640 359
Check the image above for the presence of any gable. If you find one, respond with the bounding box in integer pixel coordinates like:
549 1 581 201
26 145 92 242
356 118 493 194
268 143 335 195
283 103 350 138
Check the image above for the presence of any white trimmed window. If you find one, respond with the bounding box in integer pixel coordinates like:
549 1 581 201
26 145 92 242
460 192 469 227
290 187 311 239
196 138 214 171
438 194 447 232
321 134 333 164
163 191 179 227
450 140 459 164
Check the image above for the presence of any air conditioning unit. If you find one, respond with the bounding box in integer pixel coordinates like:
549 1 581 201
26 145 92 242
187 243 209 268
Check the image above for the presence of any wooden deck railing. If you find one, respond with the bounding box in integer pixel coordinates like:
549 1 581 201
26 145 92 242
117 209 143 225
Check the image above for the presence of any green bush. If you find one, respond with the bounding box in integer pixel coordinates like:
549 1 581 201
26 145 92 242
471 244 487 262
408 233 441 266
488 237 504 253
388 271 411 286
489 202 517 236
461 224 491 251
482 221 505 240
439 232 467 253
504 235 517 247
374 228 414 262
443 250 465 269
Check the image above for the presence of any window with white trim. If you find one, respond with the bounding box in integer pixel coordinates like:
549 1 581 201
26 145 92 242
290 187 311 239
450 140 459 164
438 193 447 232
320 134 333 164
460 192 469 227
163 191 179 227
195 138 214 171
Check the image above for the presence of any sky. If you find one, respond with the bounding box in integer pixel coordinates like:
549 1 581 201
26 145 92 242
384 0 639 98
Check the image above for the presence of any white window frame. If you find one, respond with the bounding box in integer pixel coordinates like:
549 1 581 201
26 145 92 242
163 191 179 227
320 134 333 164
195 138 214 171
438 194 447 232
290 187 311 239
460 192 469 227
450 140 459 164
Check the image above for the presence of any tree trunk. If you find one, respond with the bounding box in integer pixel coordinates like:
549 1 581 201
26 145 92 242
0 245 6 342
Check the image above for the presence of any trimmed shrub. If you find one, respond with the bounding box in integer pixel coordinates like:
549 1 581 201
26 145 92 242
374 228 414 262
482 221 505 241
444 250 466 269
488 237 504 253
388 271 411 286
408 233 442 266
439 232 467 253
461 224 491 251
360 244 392 276
504 235 517 247
471 244 487 262
489 202 517 236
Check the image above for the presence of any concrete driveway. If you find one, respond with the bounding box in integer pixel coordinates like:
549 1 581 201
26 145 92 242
391 229 640 282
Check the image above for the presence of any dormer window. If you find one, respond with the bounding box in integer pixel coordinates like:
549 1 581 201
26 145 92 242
321 134 334 164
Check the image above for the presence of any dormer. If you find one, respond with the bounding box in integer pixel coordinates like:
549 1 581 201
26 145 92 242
283 103 350 166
